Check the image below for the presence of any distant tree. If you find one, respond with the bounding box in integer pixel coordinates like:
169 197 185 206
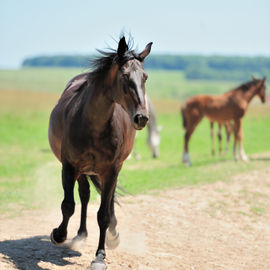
22 55 90 68
22 54 270 81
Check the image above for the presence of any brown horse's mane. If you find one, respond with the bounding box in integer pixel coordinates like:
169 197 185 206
88 37 141 82
233 80 257 92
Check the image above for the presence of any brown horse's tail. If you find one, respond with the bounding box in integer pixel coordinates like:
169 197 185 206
181 105 187 129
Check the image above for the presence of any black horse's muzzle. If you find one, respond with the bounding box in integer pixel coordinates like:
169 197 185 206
133 114 149 130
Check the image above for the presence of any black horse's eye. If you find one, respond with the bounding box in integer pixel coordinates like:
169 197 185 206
122 74 129 94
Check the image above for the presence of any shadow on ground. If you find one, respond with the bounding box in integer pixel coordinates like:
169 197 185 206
0 235 81 270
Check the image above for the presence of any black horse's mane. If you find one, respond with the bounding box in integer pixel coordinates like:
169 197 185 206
89 37 140 80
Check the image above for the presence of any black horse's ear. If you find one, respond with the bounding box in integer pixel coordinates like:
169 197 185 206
138 42 153 61
117 37 128 58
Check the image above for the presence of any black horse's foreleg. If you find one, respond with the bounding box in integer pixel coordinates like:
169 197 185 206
51 162 76 244
91 170 118 270
108 194 117 235
77 174 90 239
105 194 120 249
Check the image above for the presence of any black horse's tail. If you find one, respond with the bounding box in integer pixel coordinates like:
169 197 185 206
89 175 102 194
181 105 187 129
88 175 129 205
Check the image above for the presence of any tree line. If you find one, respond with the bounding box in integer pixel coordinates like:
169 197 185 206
22 54 270 81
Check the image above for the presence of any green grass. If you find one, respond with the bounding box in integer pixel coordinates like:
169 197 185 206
0 68 269 215
0 68 239 99
147 70 236 99
118 111 270 194
0 67 268 99
0 68 83 93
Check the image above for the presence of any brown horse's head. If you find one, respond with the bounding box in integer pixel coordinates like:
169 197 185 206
105 37 152 130
253 76 266 103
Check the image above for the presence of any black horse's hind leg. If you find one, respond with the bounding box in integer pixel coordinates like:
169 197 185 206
51 162 76 244
91 169 118 270
76 174 90 239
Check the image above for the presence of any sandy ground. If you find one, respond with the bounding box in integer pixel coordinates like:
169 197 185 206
0 167 270 270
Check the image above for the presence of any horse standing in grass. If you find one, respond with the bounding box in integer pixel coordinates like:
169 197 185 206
181 77 266 166
146 98 162 158
48 36 152 270
210 121 233 156
131 96 161 159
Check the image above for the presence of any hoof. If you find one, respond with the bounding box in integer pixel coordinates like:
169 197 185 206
240 155 249 162
134 153 141 160
50 228 66 245
105 231 120 250
90 261 106 270
182 152 192 167
73 231 88 241
90 251 106 270
182 160 192 167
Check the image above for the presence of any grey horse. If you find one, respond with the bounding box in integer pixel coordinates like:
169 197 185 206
131 96 161 159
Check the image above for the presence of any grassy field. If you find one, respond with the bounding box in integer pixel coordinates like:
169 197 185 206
0 68 236 98
0 68 269 215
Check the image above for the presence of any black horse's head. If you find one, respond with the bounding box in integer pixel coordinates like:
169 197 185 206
102 37 152 130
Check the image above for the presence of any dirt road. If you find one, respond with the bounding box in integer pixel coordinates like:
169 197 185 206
0 167 270 270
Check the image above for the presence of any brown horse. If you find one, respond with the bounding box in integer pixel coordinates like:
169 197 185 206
48 36 152 269
210 121 233 156
181 77 266 166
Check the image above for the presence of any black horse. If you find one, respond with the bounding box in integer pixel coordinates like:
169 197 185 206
48 36 152 269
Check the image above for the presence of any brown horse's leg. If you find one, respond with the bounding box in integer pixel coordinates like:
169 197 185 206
76 174 90 239
217 123 222 155
233 119 241 161
182 115 203 166
51 162 76 244
224 122 232 155
210 122 215 156
91 169 118 270
183 129 192 166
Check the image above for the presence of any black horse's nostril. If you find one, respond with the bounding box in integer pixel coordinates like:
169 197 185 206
134 114 148 127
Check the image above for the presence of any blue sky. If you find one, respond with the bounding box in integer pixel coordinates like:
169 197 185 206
1 0 270 68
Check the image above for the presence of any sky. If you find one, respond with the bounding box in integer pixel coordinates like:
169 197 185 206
1 0 270 68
